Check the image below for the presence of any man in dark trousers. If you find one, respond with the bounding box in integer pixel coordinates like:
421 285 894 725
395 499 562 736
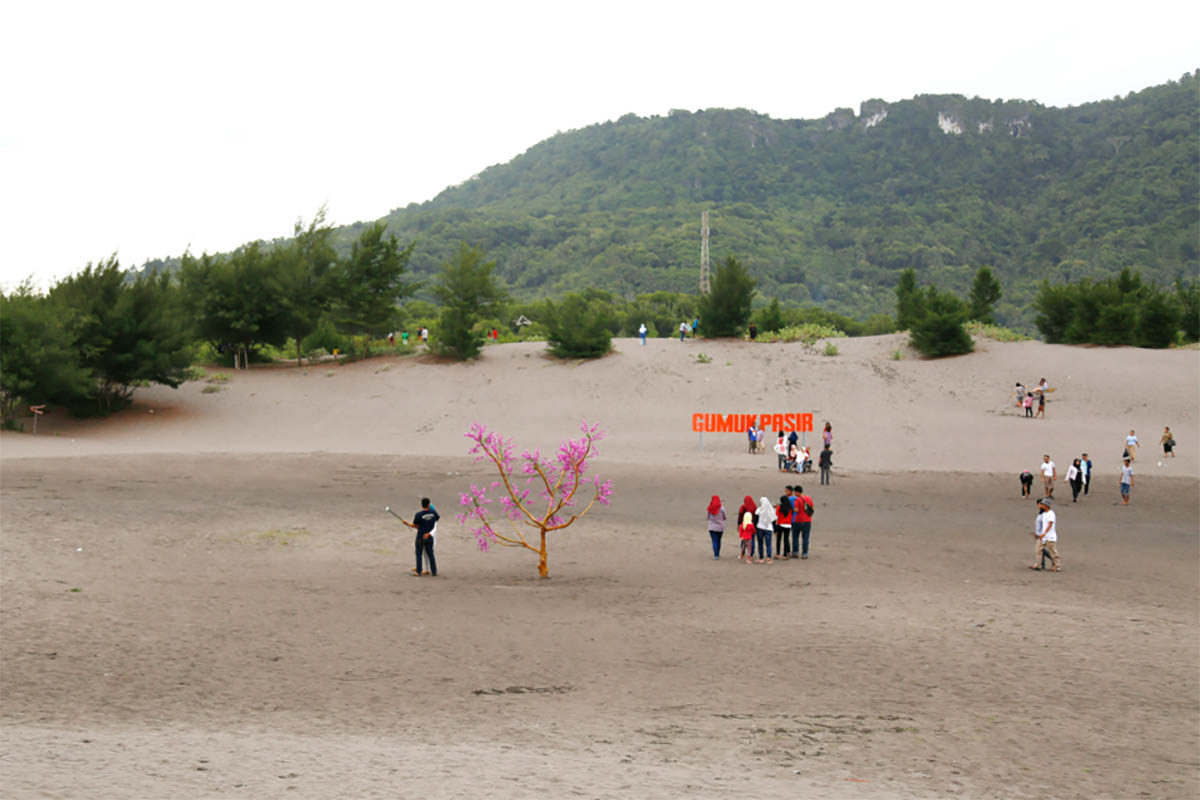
403 497 440 577
791 485 814 559
818 445 833 485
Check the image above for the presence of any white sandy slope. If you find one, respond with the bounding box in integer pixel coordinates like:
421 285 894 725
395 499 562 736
2 334 1198 479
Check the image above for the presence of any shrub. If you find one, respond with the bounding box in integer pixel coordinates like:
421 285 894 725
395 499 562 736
822 342 839 356
544 294 613 358
757 323 846 345
910 288 974 357
964 321 1029 342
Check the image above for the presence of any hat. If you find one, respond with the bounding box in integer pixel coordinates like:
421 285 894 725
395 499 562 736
1037 497 1052 507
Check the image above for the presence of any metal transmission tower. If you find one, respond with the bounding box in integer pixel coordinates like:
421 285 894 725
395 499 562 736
699 211 711 294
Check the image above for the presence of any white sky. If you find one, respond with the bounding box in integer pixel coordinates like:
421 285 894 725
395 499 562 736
2 0 1196 290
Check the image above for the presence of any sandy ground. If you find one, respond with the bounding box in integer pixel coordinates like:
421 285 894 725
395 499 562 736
2 336 1198 798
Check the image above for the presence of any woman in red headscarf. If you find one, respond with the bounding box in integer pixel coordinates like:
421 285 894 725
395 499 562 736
706 495 726 559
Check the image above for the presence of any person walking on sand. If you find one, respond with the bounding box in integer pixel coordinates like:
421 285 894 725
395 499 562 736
791 485 814 559
1120 458 1134 505
1039 455 1056 497
402 498 440 577
706 495 726 559
818 445 833 485
747 423 758 454
1082 453 1093 496
822 422 833 449
755 426 766 454
1067 459 1083 502
1161 427 1175 458
738 510 755 563
1014 382 1026 410
638 323 647 346
738 495 757 558
755 497 776 563
1030 497 1060 572
679 321 688 341
1023 392 1034 418
1034 390 1046 419
1124 430 1139 461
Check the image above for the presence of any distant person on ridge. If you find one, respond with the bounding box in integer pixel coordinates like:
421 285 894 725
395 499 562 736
748 322 757 340
679 321 688 341
638 323 647 346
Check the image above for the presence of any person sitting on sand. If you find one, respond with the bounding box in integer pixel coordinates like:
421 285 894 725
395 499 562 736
1161 427 1175 457
801 445 813 473
785 442 799 472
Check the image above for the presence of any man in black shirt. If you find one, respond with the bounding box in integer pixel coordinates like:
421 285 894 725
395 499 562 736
402 498 440 577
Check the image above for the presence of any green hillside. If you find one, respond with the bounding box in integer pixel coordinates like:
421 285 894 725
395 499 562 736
349 73 1197 328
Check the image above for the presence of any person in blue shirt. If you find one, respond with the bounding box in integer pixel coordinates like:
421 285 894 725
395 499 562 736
402 498 440 577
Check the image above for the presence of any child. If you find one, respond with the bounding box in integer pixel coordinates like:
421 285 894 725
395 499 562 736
739 511 755 564
1023 393 1034 418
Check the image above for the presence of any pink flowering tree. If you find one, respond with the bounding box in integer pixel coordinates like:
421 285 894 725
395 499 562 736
458 421 613 578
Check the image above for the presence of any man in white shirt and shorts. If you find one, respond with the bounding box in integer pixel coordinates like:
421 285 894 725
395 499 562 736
1040 455 1056 497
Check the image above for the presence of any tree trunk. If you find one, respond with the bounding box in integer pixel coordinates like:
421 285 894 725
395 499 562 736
537 529 549 578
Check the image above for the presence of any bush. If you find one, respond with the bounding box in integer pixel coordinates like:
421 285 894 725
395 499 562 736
964 321 1029 342
698 256 755 337
822 342 839 356
757 323 846 344
910 288 974 357
544 294 613 358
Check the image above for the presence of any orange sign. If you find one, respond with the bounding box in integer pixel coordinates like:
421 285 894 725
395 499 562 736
692 413 813 433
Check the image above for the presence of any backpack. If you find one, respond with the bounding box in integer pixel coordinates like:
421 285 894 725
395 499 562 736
802 497 814 517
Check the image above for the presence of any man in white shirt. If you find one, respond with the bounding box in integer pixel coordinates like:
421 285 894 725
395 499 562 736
1120 458 1134 505
1031 497 1060 572
1040 455 1056 497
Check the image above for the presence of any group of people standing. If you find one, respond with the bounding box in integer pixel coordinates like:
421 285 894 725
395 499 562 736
1022 453 1094 503
1014 378 1050 418
705 485 816 563
762 423 834 483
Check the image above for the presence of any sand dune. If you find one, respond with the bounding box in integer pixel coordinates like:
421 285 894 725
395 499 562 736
3 335 1198 479
2 336 1198 799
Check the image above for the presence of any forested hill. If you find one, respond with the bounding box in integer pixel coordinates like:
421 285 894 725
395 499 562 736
355 73 1199 327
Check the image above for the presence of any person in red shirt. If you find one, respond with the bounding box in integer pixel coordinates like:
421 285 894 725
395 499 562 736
791 485 814 559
